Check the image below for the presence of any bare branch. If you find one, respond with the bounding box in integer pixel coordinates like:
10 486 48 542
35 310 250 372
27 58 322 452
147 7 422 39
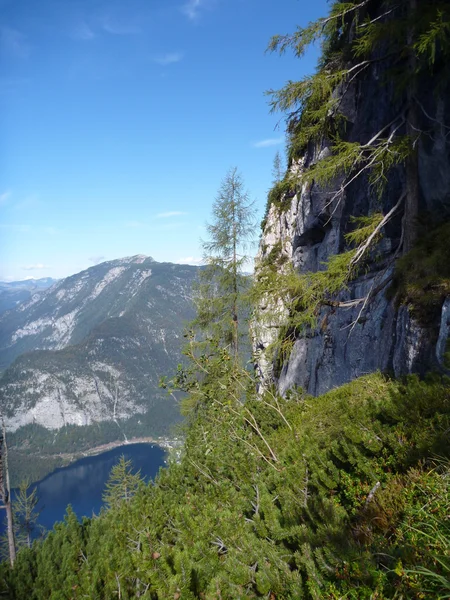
350 193 405 266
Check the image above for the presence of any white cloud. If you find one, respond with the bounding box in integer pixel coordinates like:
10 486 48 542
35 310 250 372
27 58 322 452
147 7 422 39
182 0 209 20
13 194 40 211
88 255 106 265
125 220 145 228
100 17 140 35
252 137 284 148
44 226 58 235
156 211 187 218
153 52 183 66
177 256 203 265
22 263 50 271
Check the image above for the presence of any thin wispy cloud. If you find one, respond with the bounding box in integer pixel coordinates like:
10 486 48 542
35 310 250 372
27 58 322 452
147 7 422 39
72 22 95 41
156 211 187 218
88 255 106 265
153 52 183 66
100 17 140 36
13 194 40 211
0 223 30 233
0 27 31 59
44 226 58 235
125 220 145 228
22 263 50 271
177 256 203 266
182 0 211 21
253 137 284 148
0 190 11 206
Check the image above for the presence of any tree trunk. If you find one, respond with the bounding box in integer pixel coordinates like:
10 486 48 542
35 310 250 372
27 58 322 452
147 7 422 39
1 423 16 566
231 181 239 361
404 0 419 253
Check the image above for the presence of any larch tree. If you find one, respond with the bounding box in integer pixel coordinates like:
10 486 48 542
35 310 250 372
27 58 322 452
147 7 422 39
253 0 450 356
266 0 450 253
194 167 256 361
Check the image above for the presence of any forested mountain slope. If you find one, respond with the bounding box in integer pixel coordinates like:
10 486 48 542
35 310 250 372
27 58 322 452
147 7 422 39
0 258 198 481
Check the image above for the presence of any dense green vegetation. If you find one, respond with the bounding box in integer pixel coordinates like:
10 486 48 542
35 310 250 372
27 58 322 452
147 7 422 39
0 371 449 598
1 1 449 597
388 222 450 326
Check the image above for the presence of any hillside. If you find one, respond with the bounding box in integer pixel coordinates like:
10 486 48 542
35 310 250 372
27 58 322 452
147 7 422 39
0 256 196 371
0 278 57 316
0 1 449 598
0 257 199 480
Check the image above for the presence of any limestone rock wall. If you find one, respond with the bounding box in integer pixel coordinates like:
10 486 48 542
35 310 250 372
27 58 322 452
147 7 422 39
255 64 450 396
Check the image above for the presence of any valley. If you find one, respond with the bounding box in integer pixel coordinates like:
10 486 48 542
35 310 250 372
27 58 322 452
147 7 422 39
0 256 198 482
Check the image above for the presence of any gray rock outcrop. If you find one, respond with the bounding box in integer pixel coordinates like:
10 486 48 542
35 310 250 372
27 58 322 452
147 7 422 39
254 58 450 396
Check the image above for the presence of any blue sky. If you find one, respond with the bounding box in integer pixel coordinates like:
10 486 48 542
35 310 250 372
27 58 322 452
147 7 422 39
1 0 329 281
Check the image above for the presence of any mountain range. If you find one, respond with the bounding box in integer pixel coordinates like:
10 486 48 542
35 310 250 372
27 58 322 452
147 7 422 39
0 278 57 315
0 256 198 466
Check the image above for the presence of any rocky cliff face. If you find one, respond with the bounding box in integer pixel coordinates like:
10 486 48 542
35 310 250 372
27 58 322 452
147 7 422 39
255 58 450 396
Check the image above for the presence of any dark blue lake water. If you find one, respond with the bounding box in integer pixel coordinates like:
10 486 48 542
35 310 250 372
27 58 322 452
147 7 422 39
12 443 166 535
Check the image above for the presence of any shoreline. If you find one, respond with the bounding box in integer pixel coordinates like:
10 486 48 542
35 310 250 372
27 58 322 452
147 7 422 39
67 436 179 461
12 435 181 464
9 436 183 487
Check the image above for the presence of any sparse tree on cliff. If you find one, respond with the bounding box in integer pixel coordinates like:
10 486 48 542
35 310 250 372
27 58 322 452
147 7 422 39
194 167 256 361
267 0 450 253
271 150 284 185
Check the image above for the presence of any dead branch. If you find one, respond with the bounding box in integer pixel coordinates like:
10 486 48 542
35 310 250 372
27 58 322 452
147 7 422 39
351 193 405 266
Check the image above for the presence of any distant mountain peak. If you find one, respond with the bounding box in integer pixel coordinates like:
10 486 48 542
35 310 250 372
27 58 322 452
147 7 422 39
117 255 153 265
0 258 199 435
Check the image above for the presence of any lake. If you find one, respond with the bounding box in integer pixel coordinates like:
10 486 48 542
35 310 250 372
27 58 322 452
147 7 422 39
11 443 167 535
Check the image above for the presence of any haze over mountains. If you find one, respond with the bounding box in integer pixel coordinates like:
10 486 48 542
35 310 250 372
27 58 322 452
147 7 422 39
0 278 57 315
0 256 198 434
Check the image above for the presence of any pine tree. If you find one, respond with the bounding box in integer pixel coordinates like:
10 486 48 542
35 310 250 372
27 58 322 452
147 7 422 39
271 150 284 185
13 480 41 549
195 167 256 360
102 455 142 509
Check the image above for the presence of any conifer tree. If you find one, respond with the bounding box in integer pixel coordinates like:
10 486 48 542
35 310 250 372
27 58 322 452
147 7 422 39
266 0 450 253
195 167 256 360
102 455 142 509
271 150 284 185
13 480 40 549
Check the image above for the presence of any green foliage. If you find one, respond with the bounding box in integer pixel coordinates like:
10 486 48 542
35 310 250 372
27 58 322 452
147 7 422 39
194 167 256 359
13 480 42 549
1 372 449 598
264 0 450 221
102 455 143 509
254 212 384 362
389 221 450 325
2 3 450 598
